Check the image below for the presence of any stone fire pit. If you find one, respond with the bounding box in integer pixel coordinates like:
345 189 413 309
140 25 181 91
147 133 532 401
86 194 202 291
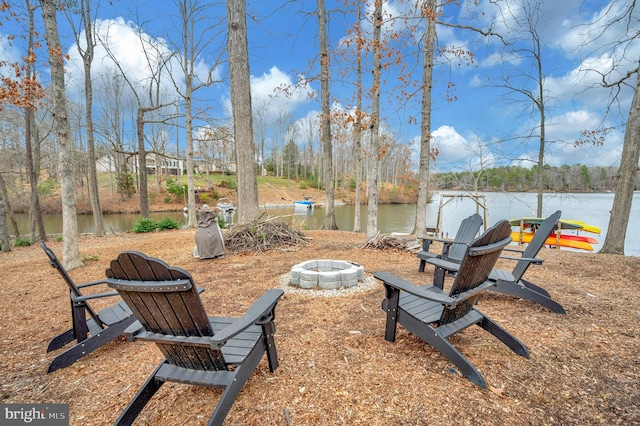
289 260 365 290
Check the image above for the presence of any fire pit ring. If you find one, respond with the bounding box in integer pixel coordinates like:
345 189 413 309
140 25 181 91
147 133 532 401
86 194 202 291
289 260 365 290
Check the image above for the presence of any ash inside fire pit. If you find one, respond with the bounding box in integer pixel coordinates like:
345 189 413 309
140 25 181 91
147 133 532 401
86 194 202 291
289 260 365 290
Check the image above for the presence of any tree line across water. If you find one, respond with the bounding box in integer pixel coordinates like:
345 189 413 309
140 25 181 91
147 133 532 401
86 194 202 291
431 164 638 193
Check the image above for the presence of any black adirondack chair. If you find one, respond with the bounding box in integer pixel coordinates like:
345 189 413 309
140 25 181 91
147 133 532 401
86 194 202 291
105 251 284 426
376 220 529 388
40 241 136 373
490 210 566 314
417 213 483 272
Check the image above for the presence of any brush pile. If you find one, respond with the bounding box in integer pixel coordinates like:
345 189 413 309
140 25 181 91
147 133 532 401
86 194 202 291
224 216 309 253
361 232 411 250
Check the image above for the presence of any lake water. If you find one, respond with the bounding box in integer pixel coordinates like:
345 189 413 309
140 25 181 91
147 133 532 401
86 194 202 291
11 191 640 255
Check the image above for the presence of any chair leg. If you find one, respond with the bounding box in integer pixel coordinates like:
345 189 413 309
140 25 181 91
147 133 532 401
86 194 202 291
478 314 530 358
382 289 399 342
262 320 279 372
492 280 566 314
47 317 136 373
115 363 166 426
520 278 551 297
418 259 426 273
419 327 487 388
207 340 266 426
47 329 75 352
71 303 90 343
433 267 446 289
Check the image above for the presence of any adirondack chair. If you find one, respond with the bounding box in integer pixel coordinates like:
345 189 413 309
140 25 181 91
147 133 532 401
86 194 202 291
375 220 529 388
417 213 483 272
105 251 284 426
490 210 566 314
40 241 136 373
417 214 483 291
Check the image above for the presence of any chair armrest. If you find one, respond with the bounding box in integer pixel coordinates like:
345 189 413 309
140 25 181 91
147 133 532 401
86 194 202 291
209 289 284 347
374 271 456 306
72 290 120 303
452 280 497 302
418 236 453 244
424 258 462 273
499 255 543 265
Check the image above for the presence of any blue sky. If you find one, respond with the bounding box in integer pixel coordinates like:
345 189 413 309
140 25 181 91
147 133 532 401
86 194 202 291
1 0 638 173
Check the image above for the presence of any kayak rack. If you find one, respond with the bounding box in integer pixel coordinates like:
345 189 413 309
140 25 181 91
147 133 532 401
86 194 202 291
435 193 488 237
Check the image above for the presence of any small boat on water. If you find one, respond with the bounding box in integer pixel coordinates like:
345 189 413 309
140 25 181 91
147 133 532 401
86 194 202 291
294 197 315 209
509 216 600 251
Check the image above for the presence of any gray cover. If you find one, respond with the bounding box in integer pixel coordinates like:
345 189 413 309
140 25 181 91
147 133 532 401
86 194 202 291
195 209 225 259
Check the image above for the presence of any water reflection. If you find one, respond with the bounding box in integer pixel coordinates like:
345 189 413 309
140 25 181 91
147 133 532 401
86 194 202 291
9 192 640 255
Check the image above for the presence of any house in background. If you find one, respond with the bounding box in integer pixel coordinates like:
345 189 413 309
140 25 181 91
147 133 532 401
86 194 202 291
96 154 186 175
194 158 237 175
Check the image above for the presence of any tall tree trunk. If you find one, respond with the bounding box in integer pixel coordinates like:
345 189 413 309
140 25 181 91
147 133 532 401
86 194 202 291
414 0 436 238
536 43 546 218
25 107 45 242
0 196 10 252
366 0 383 240
600 61 640 255
0 174 19 237
40 0 82 269
318 0 337 230
185 73 197 227
227 0 259 223
136 108 150 217
353 0 363 233
25 0 46 242
80 0 104 236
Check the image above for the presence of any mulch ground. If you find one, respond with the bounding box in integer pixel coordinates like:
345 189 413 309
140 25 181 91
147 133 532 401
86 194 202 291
1 228 638 425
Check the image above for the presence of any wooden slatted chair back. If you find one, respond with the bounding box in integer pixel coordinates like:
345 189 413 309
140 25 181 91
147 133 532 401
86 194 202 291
441 220 512 324
105 251 226 371
446 213 483 262
512 210 561 281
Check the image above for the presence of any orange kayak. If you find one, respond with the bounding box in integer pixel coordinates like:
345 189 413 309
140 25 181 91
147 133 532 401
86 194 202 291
511 231 594 251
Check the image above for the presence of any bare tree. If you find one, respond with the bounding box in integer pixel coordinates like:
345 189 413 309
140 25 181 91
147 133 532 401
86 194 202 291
580 1 640 255
317 0 338 230
491 0 550 217
366 0 383 240
1 0 48 242
39 0 82 268
170 0 225 227
414 0 437 238
226 0 259 222
65 0 104 236
99 24 176 217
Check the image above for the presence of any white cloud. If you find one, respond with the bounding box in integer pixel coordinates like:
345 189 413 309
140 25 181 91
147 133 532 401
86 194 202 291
430 125 473 170
64 18 183 104
0 34 23 79
246 66 315 118
469 74 483 88
545 109 624 167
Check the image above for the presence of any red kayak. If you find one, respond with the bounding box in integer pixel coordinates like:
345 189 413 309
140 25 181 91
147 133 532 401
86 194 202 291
549 232 598 244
